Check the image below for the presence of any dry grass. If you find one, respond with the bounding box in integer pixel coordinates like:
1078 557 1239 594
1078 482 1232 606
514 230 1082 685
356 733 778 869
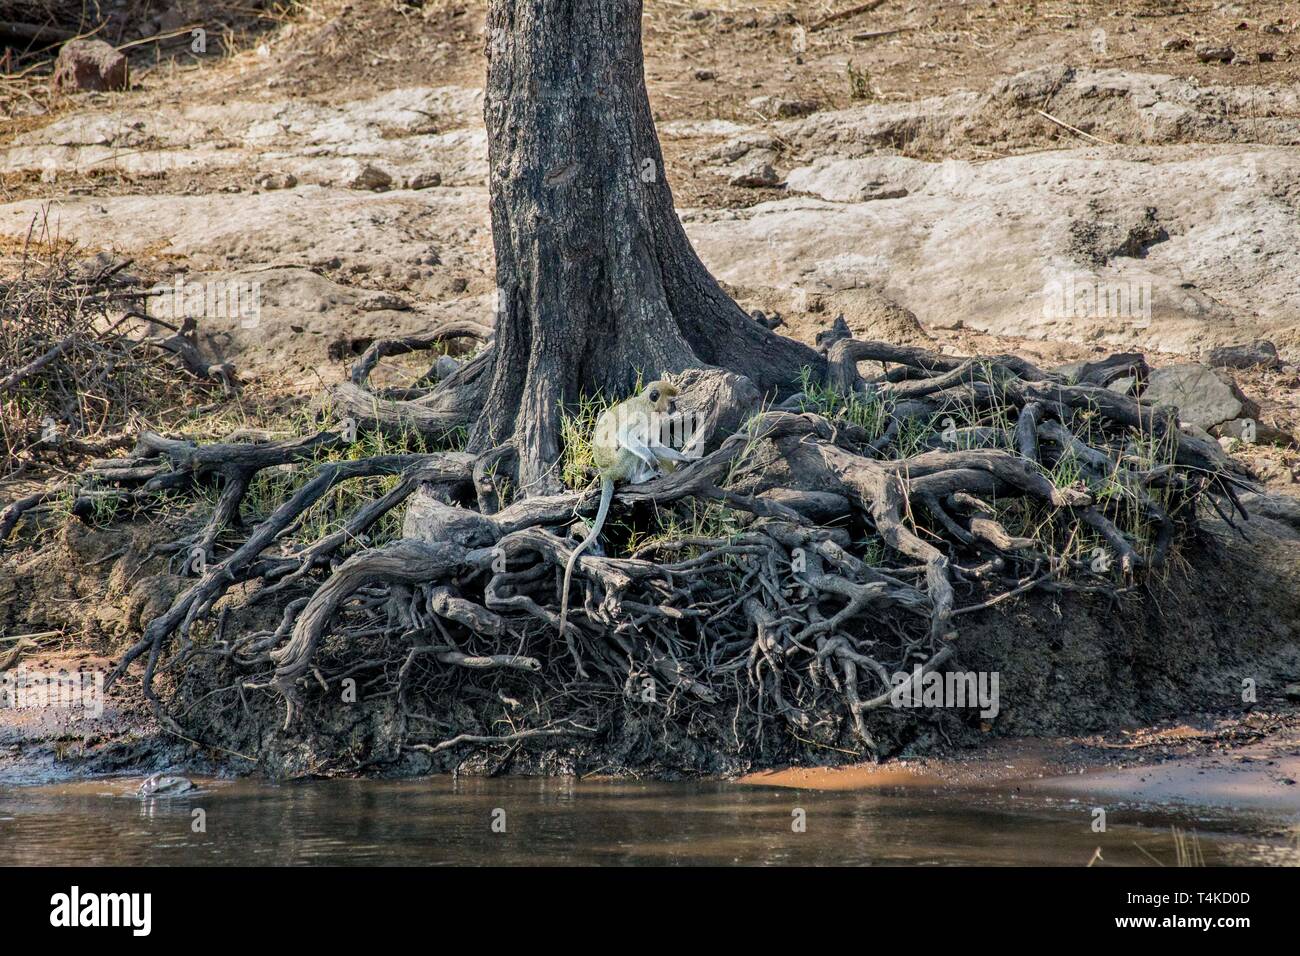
0 211 223 478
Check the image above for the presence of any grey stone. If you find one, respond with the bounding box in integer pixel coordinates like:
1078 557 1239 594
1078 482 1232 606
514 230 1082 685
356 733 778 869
432 354 461 381
349 164 394 191
137 773 195 798
748 96 820 119
406 171 442 190
1142 364 1246 430
1195 45 1235 63
1208 340 1281 370
729 157 780 188
1240 492 1300 535
1108 375 1137 395
1212 417 1295 447
254 172 298 191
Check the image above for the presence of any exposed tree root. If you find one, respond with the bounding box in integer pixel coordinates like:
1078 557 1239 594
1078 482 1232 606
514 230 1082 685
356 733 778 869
0 338 1250 768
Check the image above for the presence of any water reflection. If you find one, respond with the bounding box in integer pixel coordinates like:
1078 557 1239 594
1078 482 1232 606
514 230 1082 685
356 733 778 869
0 776 1295 866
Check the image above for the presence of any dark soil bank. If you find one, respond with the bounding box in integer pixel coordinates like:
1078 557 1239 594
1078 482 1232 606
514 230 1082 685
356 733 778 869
3 504 1297 782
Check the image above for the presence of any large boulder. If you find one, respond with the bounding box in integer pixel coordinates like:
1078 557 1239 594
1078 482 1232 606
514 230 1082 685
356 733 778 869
1142 364 1256 430
51 40 129 92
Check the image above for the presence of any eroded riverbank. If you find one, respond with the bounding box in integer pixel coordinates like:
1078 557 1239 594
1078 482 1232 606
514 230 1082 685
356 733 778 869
741 711 1300 814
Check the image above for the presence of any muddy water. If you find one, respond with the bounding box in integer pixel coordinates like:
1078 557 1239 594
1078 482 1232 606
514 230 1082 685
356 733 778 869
1 776 1296 866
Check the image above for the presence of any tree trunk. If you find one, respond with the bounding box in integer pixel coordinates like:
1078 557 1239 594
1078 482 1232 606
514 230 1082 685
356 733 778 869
473 0 822 493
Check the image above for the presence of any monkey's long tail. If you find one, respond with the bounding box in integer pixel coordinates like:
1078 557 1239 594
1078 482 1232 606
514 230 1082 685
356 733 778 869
557 477 613 641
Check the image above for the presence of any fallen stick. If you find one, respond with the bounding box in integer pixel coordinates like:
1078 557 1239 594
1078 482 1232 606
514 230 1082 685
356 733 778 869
0 630 63 643
852 28 908 41
0 21 78 44
0 334 78 393
409 723 594 756
809 0 889 32
0 638 37 671
1036 109 1114 146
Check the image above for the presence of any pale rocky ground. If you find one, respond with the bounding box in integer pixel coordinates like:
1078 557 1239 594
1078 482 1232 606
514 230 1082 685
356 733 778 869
5 19 1299 510
5 64 1300 372
1 2 1299 462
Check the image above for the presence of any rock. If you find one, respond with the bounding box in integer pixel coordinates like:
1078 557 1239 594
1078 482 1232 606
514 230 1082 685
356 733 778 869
729 157 780 188
432 354 461 381
125 263 469 377
700 132 778 165
1195 45 1235 63
1213 418 1256 442
349 164 393 191
1142 364 1249 430
991 64 1075 103
694 69 716 81
785 156 924 202
1212 417 1296 447
686 134 1300 358
1053 360 1088 382
748 96 819 118
1208 340 1281 370
360 292 410 311
137 773 195 798
1108 375 1137 395
254 172 298 191
9 70 1300 377
51 40 129 92
1162 37 1191 51
406 171 442 190
1240 492 1300 538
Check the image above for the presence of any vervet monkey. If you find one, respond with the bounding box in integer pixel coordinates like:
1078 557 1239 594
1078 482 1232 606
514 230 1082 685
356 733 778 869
558 381 687 637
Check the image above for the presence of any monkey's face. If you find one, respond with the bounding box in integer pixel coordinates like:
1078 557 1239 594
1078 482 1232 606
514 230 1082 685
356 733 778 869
644 380 679 413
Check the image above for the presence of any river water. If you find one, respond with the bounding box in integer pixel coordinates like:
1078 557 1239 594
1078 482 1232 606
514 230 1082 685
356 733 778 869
1 775 1296 866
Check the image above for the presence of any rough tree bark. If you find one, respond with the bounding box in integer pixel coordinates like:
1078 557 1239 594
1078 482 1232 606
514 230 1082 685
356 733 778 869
472 0 822 493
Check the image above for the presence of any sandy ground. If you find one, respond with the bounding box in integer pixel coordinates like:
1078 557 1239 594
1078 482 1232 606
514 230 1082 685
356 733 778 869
741 710 1300 812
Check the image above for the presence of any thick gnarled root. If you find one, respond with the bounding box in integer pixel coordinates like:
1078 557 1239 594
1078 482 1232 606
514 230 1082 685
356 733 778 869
0 339 1247 766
